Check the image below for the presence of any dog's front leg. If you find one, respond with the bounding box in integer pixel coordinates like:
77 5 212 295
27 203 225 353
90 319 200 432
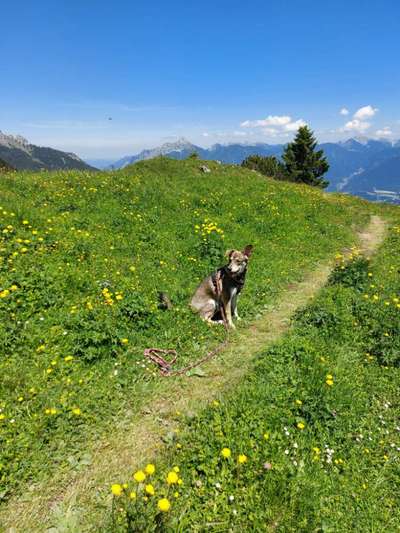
231 291 241 321
222 294 235 329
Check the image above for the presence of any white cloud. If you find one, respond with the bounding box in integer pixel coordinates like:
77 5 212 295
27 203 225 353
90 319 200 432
284 119 307 132
232 130 247 137
241 114 306 138
262 128 280 137
241 115 292 128
337 104 379 134
375 126 393 137
262 128 290 138
343 119 371 133
202 132 210 137
353 105 378 120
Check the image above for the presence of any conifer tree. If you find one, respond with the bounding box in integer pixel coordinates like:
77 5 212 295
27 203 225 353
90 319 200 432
282 126 329 188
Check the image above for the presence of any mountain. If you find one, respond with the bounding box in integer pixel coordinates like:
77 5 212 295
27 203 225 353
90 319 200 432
109 137 284 169
0 131 97 171
204 142 282 164
110 138 203 168
327 139 400 194
321 139 397 191
343 155 400 202
107 137 400 202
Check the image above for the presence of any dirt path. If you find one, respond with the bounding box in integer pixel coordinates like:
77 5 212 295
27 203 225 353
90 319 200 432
1 215 386 532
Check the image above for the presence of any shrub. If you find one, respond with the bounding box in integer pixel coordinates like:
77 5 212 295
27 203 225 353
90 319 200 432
328 256 370 291
241 155 286 180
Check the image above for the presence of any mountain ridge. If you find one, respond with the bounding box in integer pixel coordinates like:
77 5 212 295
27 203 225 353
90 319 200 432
0 131 97 171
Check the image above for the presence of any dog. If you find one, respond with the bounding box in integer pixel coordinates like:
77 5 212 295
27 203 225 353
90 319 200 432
190 245 253 328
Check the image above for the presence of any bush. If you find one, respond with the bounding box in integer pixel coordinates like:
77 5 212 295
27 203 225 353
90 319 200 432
241 155 286 180
328 256 370 291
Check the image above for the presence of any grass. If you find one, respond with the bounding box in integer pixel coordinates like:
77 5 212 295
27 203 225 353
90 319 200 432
15 241 341 531
0 157 389 530
108 217 400 532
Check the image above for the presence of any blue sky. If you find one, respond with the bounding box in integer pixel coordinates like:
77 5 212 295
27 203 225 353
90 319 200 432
1 0 399 159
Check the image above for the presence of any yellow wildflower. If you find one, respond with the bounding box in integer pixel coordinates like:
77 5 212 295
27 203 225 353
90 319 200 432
133 470 146 483
221 447 231 458
145 463 155 475
145 484 155 496
158 498 171 512
167 471 179 485
111 484 123 496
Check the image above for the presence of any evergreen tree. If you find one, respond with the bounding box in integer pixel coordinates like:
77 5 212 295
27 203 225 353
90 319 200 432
282 126 329 188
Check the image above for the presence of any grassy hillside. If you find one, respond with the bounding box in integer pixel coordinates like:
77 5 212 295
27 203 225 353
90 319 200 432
109 219 400 532
0 157 381 518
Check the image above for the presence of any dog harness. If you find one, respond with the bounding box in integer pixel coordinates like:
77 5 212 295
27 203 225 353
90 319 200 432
212 266 247 294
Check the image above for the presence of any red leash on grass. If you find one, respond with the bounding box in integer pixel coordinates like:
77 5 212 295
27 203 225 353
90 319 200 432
144 270 229 377
144 340 228 377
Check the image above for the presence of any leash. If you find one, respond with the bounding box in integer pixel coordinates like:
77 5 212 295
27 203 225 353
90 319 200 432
144 270 229 377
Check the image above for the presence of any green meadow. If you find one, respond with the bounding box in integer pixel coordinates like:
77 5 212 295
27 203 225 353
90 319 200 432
0 158 398 531
111 222 400 532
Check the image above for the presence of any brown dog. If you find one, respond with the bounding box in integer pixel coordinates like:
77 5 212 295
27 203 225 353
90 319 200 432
190 245 253 328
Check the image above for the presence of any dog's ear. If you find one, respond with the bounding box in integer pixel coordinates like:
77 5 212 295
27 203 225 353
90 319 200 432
225 249 235 260
243 245 253 258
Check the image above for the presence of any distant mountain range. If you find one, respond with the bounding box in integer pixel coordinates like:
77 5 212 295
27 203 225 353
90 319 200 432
107 136 400 202
108 137 282 168
0 131 96 171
